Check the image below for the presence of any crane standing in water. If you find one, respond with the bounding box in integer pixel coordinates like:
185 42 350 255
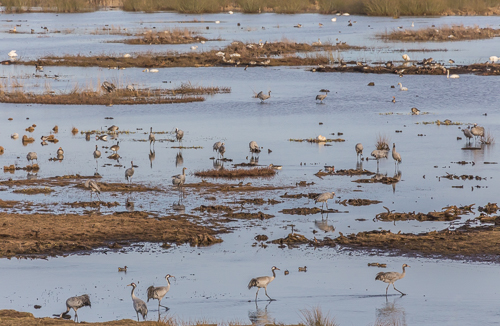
315 192 335 211
127 283 148 321
58 294 91 322
147 274 175 310
248 266 280 301
375 264 410 296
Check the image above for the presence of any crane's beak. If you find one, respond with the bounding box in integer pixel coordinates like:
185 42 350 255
275 268 280 270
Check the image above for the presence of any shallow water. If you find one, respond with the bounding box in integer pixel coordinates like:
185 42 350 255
1 10 500 325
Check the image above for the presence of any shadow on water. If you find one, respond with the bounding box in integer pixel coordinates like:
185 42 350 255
249 301 273 326
375 296 407 326
176 151 184 167
314 213 335 233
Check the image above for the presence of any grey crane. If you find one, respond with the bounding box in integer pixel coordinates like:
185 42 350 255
257 90 271 103
218 142 226 158
26 152 38 166
59 294 91 322
147 274 175 310
149 127 155 147
125 161 134 182
315 192 335 211
315 89 329 103
175 128 184 144
248 266 280 301
355 143 363 161
249 141 261 154
172 167 187 188
213 141 222 158
471 123 485 143
127 283 148 321
392 143 402 171
84 179 101 201
57 147 64 156
375 264 410 296
108 125 119 132
371 149 388 171
110 141 120 154
101 81 116 93
462 127 473 144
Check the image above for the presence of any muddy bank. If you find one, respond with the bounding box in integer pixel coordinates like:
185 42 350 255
379 25 500 42
194 166 276 178
184 180 290 192
279 207 341 215
339 199 382 206
334 225 500 261
0 211 222 258
375 205 474 222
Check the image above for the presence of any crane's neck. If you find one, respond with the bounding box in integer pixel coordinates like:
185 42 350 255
401 266 406 278
130 286 137 299
271 268 276 279
166 278 171 286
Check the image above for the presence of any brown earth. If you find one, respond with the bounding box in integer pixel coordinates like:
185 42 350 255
375 204 474 222
0 211 223 258
339 199 382 206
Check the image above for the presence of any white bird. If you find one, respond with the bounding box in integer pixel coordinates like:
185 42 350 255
228 10 233 14
8 50 18 57
447 69 459 79
127 283 148 321
249 141 260 153
123 53 131 58
411 21 414 27
331 17 337 22
147 274 175 310
190 45 198 50
489 56 499 63
125 161 135 182
84 179 101 201
312 38 322 46
11 133 19 139
59 294 91 322
376 264 410 296
216 51 225 57
355 143 363 160
215 20 220 24
342 12 350 16
172 167 187 188
143 68 159 73
257 90 271 102
392 143 402 170
397 82 408 91
248 266 280 301
402 54 410 61
315 192 335 210
317 135 326 141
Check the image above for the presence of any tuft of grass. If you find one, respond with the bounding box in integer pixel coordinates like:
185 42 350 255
194 167 276 178
2 0 97 12
300 306 339 326
483 130 495 145
376 133 390 151
124 28 208 45
379 24 500 42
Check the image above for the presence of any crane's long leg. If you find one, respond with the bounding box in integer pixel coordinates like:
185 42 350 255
96 192 101 202
393 284 405 295
326 201 329 210
136 312 139 322
385 284 390 296
74 309 78 322
264 287 273 301
255 288 259 301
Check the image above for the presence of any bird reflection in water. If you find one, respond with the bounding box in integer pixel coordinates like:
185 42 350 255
356 160 363 171
26 172 38 180
175 151 183 167
126 197 134 212
314 213 335 233
392 170 402 193
375 297 407 326
248 301 273 326
213 158 224 170
149 149 155 169
172 200 185 214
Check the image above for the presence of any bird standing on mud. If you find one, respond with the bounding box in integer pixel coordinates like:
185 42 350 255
147 274 175 310
58 294 91 322
172 167 187 188
248 266 280 301
149 127 155 147
315 192 335 211
375 264 410 296
127 283 148 321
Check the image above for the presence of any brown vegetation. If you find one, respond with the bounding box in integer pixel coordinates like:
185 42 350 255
375 205 474 222
194 167 276 178
379 25 500 42
339 199 382 206
124 28 208 45
0 211 222 258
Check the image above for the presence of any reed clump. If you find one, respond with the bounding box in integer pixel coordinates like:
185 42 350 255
300 307 339 326
194 167 276 178
2 0 98 12
379 24 500 42
375 133 390 150
125 28 208 45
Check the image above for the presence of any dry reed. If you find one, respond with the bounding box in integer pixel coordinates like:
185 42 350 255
379 24 500 42
194 167 276 178
376 133 390 150
300 306 339 326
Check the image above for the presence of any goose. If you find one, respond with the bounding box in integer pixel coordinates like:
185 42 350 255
392 96 396 103
331 17 337 22
447 69 459 79
397 82 407 91
8 50 18 57
110 141 120 154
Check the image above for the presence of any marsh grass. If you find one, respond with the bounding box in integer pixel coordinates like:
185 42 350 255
194 167 276 178
124 28 208 45
483 130 495 145
376 133 390 151
380 24 500 42
300 307 339 326
2 0 98 12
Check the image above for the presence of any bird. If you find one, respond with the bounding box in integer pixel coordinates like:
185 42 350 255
447 69 459 79
35 64 43 72
449 59 455 64
59 294 91 322
315 192 335 210
316 94 327 103
172 167 187 188
8 50 17 57
402 54 410 61
411 107 420 115
96 134 107 141
84 179 101 201
190 45 198 50
489 56 499 63
118 266 127 272
249 141 261 155
228 10 233 14
331 17 337 22
125 161 134 182
57 147 64 155
248 266 280 301
355 143 363 161
257 90 271 103
11 133 19 139
127 283 148 321
93 145 101 159
462 127 473 144
123 53 131 58
411 21 414 27
471 123 485 142
371 150 388 171
375 264 410 296
213 141 222 156
9 26 16 33
101 81 116 93
392 96 396 103
110 141 120 154
397 82 408 91
108 125 119 132
150 68 159 73
392 143 402 170
147 274 175 310
312 38 322 46
149 127 155 147
218 142 226 158
26 152 37 166
175 128 184 144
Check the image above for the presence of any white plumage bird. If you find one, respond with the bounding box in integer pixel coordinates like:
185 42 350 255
397 82 408 91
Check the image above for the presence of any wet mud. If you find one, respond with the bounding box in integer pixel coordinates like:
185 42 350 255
339 199 382 206
375 205 474 222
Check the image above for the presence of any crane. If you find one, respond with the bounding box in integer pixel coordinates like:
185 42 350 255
125 161 134 182
257 90 271 103
147 274 175 310
213 141 222 158
127 283 148 321
462 127 473 144
471 123 485 143
58 294 91 322
355 143 363 161
392 143 402 171
371 149 388 171
149 127 155 147
218 142 226 158
84 180 101 201
172 167 187 188
175 128 184 144
248 266 280 301
315 192 335 210
375 264 410 296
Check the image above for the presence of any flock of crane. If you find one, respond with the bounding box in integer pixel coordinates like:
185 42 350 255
58 263 409 322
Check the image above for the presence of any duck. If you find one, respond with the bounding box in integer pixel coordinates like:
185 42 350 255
118 266 128 272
